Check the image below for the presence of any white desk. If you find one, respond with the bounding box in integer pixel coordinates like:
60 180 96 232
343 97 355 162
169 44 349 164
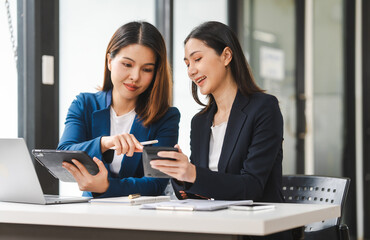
0 202 340 240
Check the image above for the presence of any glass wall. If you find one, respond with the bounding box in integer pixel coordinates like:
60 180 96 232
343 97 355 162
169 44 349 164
173 0 227 156
241 0 296 174
240 0 345 177
59 0 155 196
313 0 344 176
0 0 18 138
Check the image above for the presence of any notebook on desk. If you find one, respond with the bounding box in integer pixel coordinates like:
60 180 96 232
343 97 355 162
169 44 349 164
90 196 171 205
141 199 253 211
0 138 91 205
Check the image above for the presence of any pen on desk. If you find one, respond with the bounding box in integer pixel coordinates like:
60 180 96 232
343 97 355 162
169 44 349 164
109 140 158 150
128 193 141 199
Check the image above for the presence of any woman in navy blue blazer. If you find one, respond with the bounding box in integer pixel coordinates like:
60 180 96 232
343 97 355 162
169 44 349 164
151 21 291 240
58 22 180 198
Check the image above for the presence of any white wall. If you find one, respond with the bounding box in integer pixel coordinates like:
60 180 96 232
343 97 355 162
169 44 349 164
173 0 227 157
0 0 17 138
59 0 155 196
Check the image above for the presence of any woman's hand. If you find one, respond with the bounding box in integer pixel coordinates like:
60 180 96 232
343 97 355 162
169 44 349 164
62 157 109 193
150 144 196 183
101 133 143 156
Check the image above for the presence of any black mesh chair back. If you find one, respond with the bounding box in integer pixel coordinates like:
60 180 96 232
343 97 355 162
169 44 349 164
282 175 350 238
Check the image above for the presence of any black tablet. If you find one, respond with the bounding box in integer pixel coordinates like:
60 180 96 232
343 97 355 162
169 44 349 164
32 149 99 182
142 146 178 178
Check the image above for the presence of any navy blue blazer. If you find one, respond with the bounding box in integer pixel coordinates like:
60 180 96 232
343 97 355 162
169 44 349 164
172 91 284 202
58 90 180 198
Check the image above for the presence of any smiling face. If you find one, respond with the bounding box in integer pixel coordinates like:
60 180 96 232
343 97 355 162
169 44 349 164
184 38 232 96
108 44 156 104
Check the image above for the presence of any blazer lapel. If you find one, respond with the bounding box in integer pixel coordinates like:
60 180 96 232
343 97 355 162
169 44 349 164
92 108 110 138
129 116 148 142
196 105 215 168
218 91 250 173
92 90 112 138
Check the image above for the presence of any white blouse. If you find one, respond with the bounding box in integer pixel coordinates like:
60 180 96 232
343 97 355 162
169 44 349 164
109 107 136 174
208 121 228 172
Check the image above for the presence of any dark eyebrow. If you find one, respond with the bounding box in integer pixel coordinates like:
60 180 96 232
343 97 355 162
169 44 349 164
122 57 155 66
143 63 155 66
183 51 201 61
122 57 135 62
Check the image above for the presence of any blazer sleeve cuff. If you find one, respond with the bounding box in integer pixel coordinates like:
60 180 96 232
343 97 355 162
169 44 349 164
92 178 119 198
186 166 211 193
172 167 213 199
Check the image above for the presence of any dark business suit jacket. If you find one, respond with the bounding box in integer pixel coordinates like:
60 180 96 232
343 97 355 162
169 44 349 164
172 91 284 202
172 91 291 240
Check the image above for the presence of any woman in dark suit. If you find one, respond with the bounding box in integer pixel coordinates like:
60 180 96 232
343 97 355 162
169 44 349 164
150 21 291 240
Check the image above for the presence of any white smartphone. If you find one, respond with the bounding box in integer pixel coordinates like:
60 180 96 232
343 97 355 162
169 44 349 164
229 203 275 211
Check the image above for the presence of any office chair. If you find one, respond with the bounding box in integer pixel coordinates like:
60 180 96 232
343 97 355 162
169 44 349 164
282 175 350 240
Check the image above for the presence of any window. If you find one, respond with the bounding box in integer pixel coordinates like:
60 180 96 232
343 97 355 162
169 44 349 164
0 0 18 138
241 0 296 174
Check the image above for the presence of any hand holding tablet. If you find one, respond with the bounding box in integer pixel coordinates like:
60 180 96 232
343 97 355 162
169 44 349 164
32 149 99 182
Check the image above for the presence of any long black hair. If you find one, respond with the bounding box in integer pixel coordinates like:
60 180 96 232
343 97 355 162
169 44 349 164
184 21 262 111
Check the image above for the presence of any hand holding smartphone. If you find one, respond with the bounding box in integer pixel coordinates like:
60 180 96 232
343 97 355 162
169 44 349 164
142 146 178 178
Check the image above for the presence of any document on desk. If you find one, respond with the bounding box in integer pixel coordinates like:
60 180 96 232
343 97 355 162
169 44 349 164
89 196 170 205
140 199 253 211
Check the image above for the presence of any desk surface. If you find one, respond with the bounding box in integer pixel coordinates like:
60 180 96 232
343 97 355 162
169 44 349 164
0 201 340 236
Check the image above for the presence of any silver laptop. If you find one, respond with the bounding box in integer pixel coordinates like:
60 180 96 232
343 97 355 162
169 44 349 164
0 138 91 204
